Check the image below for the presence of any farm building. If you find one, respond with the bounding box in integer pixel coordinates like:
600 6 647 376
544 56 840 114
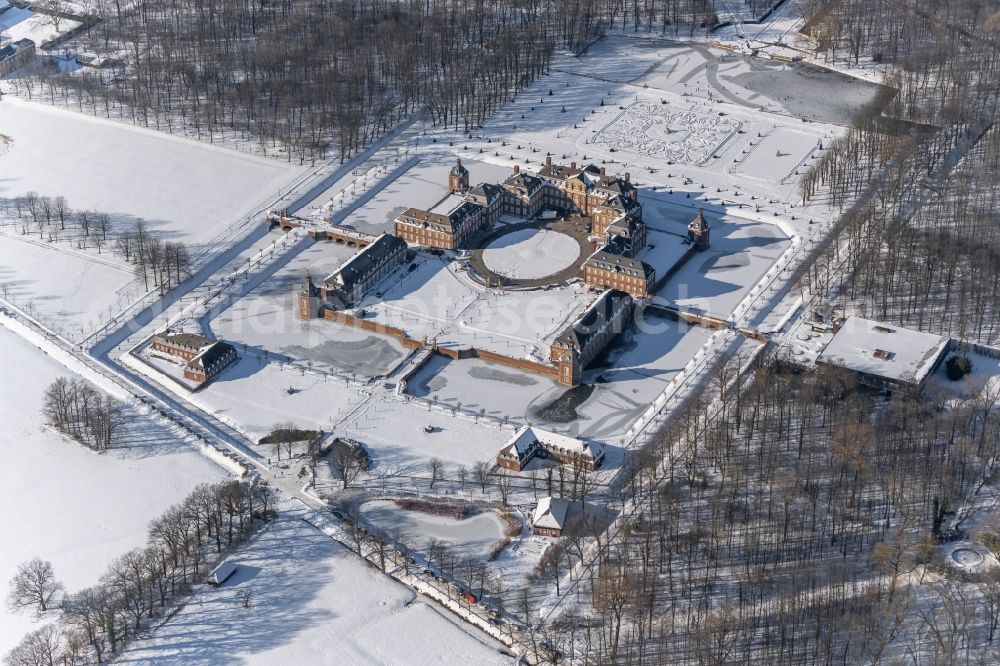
206 561 239 586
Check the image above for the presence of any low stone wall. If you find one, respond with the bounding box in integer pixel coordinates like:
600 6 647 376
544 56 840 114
321 308 560 380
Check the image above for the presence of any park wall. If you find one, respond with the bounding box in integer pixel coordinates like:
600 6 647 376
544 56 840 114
320 308 560 380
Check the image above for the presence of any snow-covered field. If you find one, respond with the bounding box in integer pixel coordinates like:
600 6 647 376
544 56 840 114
339 397 513 472
117 513 508 665
0 98 305 249
0 325 227 654
359 500 506 559
0 232 137 341
178 356 370 443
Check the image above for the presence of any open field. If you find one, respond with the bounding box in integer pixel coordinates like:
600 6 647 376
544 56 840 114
0 232 137 341
338 397 513 472
175 355 370 443
0 98 306 249
0 325 227 654
117 514 508 665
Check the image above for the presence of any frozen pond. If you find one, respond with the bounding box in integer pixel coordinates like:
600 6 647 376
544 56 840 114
210 239 408 377
482 228 580 279
406 314 715 441
359 499 507 558
650 205 790 318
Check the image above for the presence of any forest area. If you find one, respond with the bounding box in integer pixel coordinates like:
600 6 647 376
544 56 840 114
3 0 768 164
532 0 1000 663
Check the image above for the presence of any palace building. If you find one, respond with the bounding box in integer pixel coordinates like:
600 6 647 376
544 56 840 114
393 156 647 253
550 289 634 385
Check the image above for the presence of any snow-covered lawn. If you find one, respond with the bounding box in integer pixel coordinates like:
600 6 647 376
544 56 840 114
928 348 1000 402
445 281 596 359
0 98 305 249
0 325 227 654
183 356 370 443
735 126 820 182
482 228 581 279
0 232 137 341
651 206 790 318
117 513 508 665
358 256 479 343
339 397 513 472
359 499 507 559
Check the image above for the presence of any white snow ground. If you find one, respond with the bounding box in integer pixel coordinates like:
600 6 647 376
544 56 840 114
0 232 136 342
338 397 513 472
116 513 509 665
0 7 80 46
177 355 370 443
0 325 227 654
482 228 581 279
0 98 306 248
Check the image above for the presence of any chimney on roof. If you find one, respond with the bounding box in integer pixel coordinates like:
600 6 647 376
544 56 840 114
513 165 520 174
570 161 577 170
600 167 606 176
546 155 552 166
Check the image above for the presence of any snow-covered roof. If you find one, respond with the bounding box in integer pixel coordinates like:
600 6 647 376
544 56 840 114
428 193 466 216
532 497 570 531
323 233 406 290
206 561 238 585
501 425 599 460
817 316 951 387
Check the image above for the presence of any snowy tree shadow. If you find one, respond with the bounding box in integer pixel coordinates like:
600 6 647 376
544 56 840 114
116 518 340 665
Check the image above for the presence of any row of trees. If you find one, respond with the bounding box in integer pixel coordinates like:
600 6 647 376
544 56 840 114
0 194 193 296
4 480 274 665
41 377 124 451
